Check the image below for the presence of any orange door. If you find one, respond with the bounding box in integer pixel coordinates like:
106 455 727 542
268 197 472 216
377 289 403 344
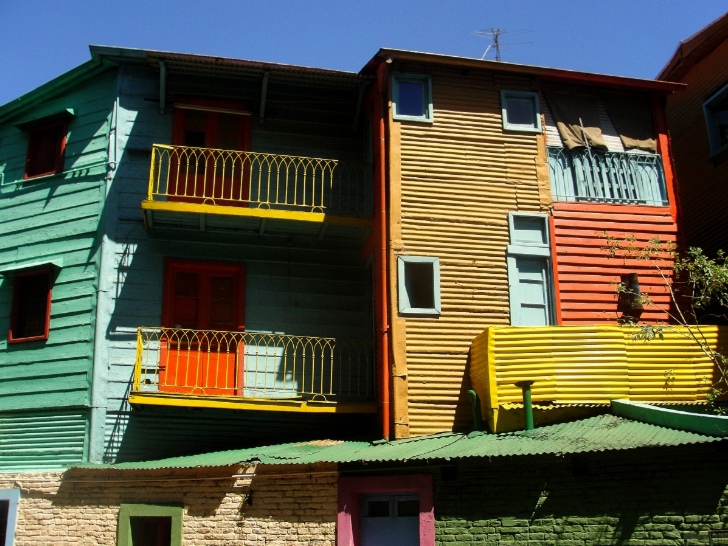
159 260 246 396
169 102 251 205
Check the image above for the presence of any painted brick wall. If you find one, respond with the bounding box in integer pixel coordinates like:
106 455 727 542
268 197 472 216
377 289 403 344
0 464 337 546
433 444 728 545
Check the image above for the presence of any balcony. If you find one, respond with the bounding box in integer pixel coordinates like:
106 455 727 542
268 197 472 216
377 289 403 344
129 327 376 413
141 145 373 239
548 147 668 206
470 325 728 432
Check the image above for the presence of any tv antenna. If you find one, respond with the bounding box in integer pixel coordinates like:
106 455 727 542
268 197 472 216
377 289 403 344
473 28 533 61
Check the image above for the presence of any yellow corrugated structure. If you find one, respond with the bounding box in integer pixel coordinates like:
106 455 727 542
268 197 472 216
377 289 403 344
470 325 728 432
389 66 547 437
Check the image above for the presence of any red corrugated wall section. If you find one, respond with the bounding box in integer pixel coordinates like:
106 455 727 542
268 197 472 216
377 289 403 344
552 202 678 325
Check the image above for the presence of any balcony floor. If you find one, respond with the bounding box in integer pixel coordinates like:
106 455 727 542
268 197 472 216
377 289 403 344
129 391 377 414
142 200 372 241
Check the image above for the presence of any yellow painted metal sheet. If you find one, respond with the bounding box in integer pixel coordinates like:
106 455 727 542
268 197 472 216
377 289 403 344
470 325 727 431
395 67 546 436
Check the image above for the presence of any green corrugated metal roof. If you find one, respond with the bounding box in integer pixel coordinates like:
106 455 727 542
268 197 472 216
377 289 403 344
74 414 726 471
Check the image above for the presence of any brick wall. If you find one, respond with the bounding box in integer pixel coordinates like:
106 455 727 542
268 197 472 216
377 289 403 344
0 463 337 546
433 444 728 545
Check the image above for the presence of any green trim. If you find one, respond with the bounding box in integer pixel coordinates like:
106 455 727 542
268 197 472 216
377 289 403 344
117 504 183 546
15 108 75 130
391 72 433 123
611 400 728 437
500 90 542 133
0 259 63 276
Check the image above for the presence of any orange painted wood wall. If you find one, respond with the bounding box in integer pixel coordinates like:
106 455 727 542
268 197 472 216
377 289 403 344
552 202 678 325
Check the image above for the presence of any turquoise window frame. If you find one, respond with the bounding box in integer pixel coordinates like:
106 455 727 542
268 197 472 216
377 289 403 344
501 90 542 133
0 489 20 546
397 256 441 316
703 83 728 156
506 213 555 326
117 504 183 546
392 73 433 123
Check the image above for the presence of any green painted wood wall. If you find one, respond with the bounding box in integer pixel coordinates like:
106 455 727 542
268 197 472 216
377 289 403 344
0 68 117 468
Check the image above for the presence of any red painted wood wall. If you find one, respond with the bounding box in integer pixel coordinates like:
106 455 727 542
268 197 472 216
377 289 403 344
552 202 678 325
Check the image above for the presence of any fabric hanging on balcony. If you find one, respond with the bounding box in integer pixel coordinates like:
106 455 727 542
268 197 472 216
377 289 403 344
545 94 607 150
601 93 657 153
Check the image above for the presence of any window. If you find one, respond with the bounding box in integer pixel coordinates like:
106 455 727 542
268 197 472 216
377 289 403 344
0 489 20 546
392 73 433 122
338 475 434 546
704 83 728 155
501 90 542 133
117 504 182 546
397 256 441 316
24 120 67 179
507 213 555 326
9 267 52 343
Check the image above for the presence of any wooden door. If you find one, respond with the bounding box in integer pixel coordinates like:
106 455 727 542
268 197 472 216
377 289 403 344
159 260 246 396
170 101 251 205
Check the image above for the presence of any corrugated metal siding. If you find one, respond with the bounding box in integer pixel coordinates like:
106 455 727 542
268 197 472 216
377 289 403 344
0 410 88 471
395 67 544 436
665 37 728 255
470 325 726 425
552 202 678 324
0 70 117 412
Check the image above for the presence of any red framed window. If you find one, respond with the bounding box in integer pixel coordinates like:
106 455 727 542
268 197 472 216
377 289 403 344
9 267 52 343
24 120 67 179
162 259 246 332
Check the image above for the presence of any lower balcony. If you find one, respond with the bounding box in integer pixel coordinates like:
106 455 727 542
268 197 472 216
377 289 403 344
129 327 376 413
470 325 728 432
141 144 373 240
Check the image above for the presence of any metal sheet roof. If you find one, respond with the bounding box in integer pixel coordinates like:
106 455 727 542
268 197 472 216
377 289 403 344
74 414 725 471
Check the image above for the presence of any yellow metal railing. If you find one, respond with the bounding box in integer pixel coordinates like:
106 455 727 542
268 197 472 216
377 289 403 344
470 325 728 431
133 327 374 402
147 144 372 215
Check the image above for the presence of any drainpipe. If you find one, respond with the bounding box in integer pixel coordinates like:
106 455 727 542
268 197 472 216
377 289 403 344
515 381 535 431
468 390 483 432
375 62 390 441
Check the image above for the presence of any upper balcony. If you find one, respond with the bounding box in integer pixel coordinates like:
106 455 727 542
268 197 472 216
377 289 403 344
141 144 373 240
129 326 376 413
470 325 728 432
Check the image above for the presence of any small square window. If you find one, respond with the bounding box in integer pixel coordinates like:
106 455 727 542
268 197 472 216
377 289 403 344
398 256 441 316
118 504 183 546
392 73 433 123
24 120 67 179
704 84 728 155
9 268 52 343
501 90 542 133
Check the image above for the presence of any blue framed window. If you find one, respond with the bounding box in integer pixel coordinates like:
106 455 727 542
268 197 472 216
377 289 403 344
703 83 728 155
392 73 433 123
501 90 542 133
506 213 555 326
398 256 441 316
0 489 20 546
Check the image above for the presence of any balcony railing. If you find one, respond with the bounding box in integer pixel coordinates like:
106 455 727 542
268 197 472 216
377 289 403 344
147 144 372 217
548 147 668 206
132 327 374 404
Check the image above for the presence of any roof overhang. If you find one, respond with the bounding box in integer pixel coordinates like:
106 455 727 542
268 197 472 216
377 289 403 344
658 12 728 81
365 48 685 94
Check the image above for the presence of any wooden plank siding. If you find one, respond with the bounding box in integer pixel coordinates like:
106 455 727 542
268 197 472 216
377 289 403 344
96 66 375 462
391 65 545 436
663 37 728 256
0 69 116 469
552 202 678 325
0 69 116 426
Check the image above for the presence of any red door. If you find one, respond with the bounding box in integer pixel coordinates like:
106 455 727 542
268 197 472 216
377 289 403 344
159 260 246 396
170 100 251 204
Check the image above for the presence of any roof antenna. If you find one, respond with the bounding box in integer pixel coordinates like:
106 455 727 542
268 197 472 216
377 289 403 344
473 28 533 61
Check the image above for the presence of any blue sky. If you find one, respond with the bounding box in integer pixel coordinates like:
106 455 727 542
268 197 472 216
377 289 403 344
1 1 726 106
